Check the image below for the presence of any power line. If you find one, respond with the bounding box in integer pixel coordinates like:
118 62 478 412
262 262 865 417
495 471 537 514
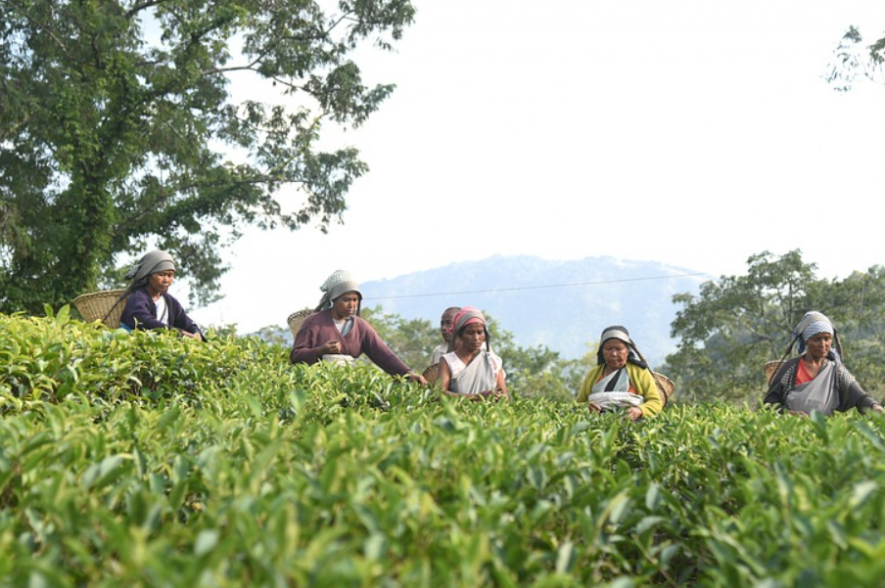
367 272 712 301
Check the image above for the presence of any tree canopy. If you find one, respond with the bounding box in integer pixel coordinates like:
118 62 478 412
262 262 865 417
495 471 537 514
663 250 885 403
362 306 591 400
827 26 885 91
0 0 415 312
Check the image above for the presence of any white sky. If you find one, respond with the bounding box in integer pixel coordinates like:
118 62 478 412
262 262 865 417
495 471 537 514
195 0 885 332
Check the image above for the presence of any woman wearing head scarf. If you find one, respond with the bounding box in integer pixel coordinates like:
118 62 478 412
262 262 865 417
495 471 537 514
576 326 662 421
763 311 883 416
119 250 204 340
290 270 426 384
437 307 508 400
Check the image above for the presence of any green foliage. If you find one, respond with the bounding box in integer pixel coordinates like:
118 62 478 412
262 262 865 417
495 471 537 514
0 0 415 312
827 26 885 91
4 311 885 585
361 306 439 373
362 306 591 399
664 250 885 404
664 250 822 403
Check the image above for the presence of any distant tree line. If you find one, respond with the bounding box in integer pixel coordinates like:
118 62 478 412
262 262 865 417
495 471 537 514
351 251 885 405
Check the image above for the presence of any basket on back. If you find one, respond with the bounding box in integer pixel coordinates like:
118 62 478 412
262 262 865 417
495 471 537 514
652 372 675 407
287 309 314 337
630 346 675 407
72 289 129 329
764 360 786 383
422 363 440 385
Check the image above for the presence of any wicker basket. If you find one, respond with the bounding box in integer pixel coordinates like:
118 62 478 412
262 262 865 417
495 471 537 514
72 289 129 329
422 363 440 385
764 360 785 382
287 308 314 337
652 372 675 407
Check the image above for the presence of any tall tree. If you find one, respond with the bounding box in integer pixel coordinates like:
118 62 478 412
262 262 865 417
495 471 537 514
827 26 885 91
663 250 826 403
0 0 415 312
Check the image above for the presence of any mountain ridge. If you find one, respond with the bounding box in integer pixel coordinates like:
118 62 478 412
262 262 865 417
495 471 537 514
360 255 705 366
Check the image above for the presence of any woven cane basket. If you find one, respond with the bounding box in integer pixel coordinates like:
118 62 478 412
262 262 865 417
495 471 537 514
72 289 129 329
422 363 440 385
763 360 785 382
652 372 675 407
287 309 314 337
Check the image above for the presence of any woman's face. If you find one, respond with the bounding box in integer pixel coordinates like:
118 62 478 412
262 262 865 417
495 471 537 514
440 309 458 343
805 332 833 361
459 322 486 353
147 270 175 297
602 339 629 370
331 292 360 320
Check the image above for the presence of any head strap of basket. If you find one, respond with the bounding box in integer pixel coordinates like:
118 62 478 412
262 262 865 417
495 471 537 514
315 269 362 314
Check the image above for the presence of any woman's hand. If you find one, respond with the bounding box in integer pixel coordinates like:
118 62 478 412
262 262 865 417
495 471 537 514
871 404 884 413
319 340 341 355
181 330 203 341
478 389 506 401
407 372 428 386
627 407 643 421
588 402 604 413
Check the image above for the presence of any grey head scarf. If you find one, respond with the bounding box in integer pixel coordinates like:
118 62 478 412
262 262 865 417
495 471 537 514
125 250 176 290
315 269 362 314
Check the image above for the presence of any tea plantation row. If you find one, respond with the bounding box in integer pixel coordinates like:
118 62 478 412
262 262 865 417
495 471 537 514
2 310 885 587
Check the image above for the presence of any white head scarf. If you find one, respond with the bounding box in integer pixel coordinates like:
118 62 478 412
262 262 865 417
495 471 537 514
315 270 362 312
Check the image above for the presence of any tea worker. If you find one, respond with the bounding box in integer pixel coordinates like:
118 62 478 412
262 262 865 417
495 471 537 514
119 250 204 340
437 307 508 400
290 270 427 384
576 326 662 420
430 306 461 365
763 311 883 416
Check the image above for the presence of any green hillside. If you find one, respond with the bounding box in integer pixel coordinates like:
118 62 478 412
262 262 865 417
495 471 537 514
2 310 885 587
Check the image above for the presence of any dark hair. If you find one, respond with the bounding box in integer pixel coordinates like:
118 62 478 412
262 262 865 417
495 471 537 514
441 306 461 320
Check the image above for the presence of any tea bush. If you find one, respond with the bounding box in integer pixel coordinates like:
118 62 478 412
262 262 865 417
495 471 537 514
2 311 885 587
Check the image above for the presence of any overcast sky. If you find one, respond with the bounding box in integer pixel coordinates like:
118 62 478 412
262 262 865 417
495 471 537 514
193 0 885 332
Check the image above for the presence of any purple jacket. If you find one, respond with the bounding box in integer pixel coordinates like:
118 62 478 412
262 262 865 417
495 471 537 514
120 287 203 336
290 310 412 377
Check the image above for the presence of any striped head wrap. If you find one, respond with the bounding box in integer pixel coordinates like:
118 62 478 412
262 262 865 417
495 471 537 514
794 311 837 358
596 325 645 367
315 269 362 312
448 306 489 352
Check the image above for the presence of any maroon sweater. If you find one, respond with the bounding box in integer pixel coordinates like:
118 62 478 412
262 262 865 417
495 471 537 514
289 310 412 377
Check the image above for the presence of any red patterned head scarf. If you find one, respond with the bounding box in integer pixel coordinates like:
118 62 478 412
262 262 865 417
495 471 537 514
448 307 489 352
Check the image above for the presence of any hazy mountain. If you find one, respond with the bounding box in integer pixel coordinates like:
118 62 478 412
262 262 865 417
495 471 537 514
360 255 706 367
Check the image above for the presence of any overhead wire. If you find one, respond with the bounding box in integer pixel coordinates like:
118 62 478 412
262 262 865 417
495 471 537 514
367 271 713 301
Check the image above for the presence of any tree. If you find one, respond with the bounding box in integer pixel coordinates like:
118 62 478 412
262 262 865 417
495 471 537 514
827 26 885 91
663 251 885 403
821 266 885 398
0 0 415 312
361 306 439 374
362 306 590 399
662 250 827 403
